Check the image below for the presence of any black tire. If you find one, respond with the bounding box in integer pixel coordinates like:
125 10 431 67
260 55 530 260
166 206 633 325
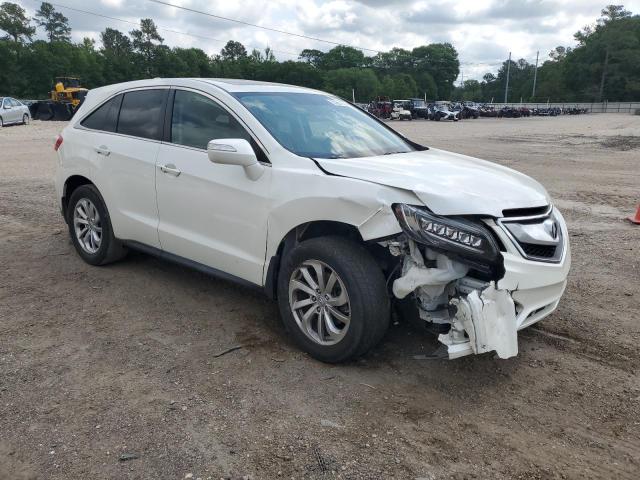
0 116 3 128
277 236 390 363
22 114 29 125
66 184 127 266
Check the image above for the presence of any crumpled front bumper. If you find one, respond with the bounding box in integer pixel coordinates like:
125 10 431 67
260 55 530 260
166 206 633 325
389 210 571 359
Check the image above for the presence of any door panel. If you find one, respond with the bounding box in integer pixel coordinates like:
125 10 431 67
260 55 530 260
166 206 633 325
85 88 168 248
94 134 162 248
156 144 271 284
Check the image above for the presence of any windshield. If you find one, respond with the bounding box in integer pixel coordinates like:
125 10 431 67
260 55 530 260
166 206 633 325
412 100 426 108
234 92 414 159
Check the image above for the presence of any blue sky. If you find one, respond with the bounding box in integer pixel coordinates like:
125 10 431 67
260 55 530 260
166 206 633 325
16 0 640 81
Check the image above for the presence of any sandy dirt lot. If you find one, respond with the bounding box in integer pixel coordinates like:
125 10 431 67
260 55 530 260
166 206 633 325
1 114 639 480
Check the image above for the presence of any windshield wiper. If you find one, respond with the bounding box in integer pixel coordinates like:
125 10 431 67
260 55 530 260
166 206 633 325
383 151 409 155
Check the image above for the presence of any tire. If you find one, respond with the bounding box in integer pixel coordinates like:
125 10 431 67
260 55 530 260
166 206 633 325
0 117 3 128
22 114 29 125
66 184 127 266
277 236 390 363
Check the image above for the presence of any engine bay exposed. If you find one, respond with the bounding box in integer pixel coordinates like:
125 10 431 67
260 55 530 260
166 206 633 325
382 236 519 359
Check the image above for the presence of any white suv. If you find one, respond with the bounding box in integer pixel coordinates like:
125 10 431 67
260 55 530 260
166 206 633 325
54 78 570 362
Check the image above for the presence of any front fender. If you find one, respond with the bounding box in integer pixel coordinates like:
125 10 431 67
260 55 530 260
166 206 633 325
263 168 419 284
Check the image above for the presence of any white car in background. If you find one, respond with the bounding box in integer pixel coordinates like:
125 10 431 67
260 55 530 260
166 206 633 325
54 78 570 363
0 97 31 127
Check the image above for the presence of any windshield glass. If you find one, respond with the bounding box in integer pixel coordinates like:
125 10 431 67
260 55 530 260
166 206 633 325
412 100 426 108
234 92 414 159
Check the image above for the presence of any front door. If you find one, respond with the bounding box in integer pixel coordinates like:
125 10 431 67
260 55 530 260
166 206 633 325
155 89 272 285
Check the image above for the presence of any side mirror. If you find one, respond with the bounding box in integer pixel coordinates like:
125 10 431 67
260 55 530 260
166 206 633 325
207 138 264 181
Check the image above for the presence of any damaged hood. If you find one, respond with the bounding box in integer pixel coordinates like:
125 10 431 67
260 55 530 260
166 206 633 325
315 149 550 217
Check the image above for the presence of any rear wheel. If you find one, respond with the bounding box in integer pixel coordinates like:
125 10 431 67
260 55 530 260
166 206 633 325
67 185 127 266
277 236 390 363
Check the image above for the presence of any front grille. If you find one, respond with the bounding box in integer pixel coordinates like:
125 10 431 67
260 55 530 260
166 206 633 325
498 209 564 263
521 242 557 258
502 205 550 218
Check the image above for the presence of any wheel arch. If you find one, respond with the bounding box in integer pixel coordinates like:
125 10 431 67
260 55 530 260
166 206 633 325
62 175 95 221
264 220 365 300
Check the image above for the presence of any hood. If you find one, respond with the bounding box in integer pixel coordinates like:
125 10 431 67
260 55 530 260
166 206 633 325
315 148 550 217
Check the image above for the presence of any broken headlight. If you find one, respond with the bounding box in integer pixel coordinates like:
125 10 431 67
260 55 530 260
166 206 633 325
393 204 500 262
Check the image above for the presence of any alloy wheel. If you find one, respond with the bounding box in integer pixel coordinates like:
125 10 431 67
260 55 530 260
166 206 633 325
73 198 102 254
288 260 351 345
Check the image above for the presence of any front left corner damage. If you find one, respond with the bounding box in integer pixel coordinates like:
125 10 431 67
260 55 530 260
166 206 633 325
388 238 519 360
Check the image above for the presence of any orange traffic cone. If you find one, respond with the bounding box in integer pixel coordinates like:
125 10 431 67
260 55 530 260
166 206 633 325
628 205 640 225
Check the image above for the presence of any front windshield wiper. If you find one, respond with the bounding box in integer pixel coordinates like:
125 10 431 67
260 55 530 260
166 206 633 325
383 151 410 155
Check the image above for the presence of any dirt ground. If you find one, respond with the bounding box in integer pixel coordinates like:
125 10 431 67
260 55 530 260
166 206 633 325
1 114 639 480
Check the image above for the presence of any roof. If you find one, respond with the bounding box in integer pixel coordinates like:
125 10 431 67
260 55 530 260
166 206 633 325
196 78 319 94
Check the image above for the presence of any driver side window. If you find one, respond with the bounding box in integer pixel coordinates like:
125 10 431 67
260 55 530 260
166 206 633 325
171 90 254 151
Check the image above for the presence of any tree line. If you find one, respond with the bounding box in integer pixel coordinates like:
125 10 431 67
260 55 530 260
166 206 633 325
455 5 640 103
0 2 458 102
1 2 638 103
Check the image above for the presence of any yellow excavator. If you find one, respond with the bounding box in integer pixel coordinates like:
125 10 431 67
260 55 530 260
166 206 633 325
32 77 89 121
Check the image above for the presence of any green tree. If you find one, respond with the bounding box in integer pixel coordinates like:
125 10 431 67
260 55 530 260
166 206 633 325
412 43 459 99
220 40 247 61
130 18 163 75
323 68 380 101
320 45 365 70
100 28 135 83
35 2 71 42
299 48 324 67
0 2 35 43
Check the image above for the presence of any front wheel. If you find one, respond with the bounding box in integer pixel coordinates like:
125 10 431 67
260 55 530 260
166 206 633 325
23 114 30 125
277 236 390 363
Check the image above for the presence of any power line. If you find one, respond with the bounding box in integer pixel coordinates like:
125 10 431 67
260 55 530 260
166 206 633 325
148 0 383 54
26 0 301 59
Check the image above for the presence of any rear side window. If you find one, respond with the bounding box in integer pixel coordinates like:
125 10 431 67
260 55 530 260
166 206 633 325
117 89 166 141
81 94 122 132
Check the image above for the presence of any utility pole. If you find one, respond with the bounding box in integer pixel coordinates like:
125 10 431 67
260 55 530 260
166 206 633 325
352 88 355 103
532 50 539 99
504 51 511 104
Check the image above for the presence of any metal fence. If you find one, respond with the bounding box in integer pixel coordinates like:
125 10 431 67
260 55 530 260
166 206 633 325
486 101 640 114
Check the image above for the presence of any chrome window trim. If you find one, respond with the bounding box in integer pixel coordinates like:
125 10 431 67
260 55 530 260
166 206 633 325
74 86 171 142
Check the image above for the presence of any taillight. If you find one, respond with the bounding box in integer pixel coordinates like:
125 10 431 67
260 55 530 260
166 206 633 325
54 135 63 151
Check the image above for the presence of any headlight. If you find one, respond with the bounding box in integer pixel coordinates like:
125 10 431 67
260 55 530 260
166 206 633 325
393 204 500 262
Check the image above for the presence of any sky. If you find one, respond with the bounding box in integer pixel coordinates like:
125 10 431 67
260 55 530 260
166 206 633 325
15 0 640 81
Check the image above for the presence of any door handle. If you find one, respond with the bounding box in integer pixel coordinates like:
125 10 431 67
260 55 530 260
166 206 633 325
95 146 110 156
159 164 181 177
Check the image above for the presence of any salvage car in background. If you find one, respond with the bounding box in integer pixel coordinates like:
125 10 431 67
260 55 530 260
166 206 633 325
391 100 412 120
54 78 570 363
0 97 31 127
408 98 429 119
429 102 459 121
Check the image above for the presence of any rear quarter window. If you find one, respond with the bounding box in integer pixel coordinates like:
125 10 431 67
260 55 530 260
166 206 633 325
80 94 123 132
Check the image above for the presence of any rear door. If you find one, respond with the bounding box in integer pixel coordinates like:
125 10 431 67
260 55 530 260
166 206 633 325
79 88 168 248
2 98 18 123
155 88 272 284
10 99 25 122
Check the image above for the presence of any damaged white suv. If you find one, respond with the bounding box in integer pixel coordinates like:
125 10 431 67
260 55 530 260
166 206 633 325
55 78 570 363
